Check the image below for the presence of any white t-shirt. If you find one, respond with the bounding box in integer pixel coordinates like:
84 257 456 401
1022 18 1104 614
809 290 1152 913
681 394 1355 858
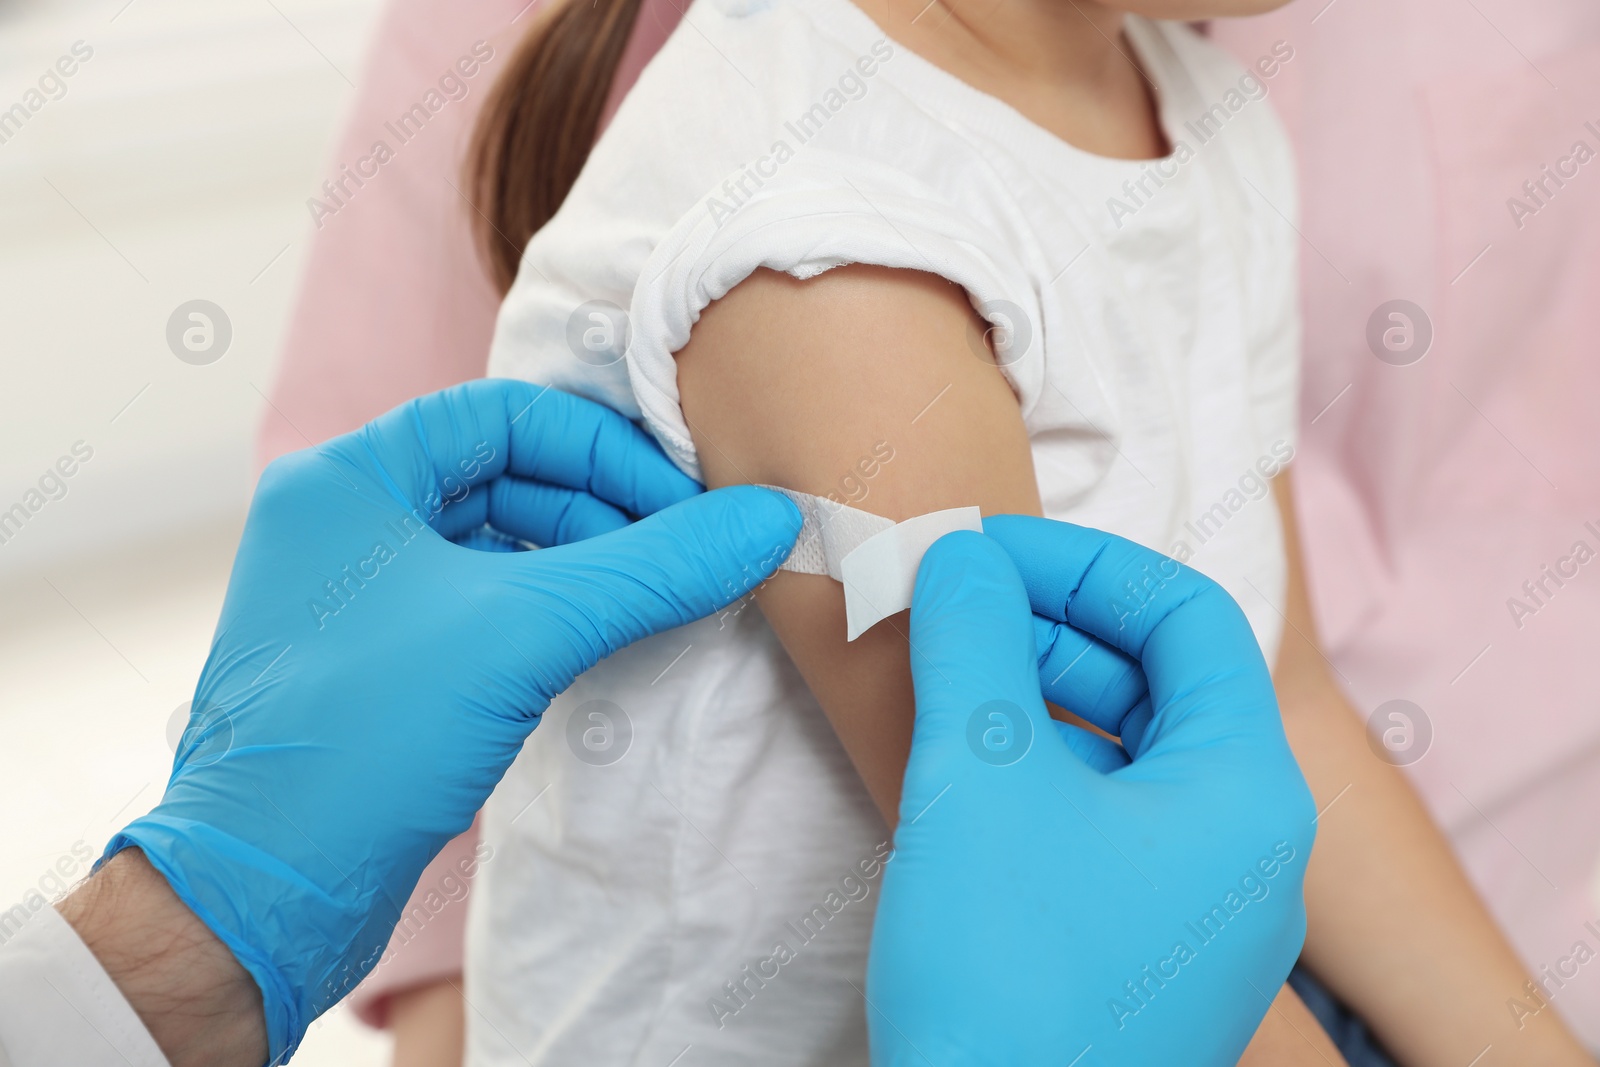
472 0 1300 1062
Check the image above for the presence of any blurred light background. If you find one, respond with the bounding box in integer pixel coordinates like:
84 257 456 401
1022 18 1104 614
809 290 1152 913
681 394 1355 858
0 0 391 1060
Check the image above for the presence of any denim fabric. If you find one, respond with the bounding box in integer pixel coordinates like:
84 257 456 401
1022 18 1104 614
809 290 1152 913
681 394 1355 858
1288 963 1400 1067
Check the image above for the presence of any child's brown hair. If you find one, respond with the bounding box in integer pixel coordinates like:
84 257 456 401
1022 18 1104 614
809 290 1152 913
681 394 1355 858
469 0 644 294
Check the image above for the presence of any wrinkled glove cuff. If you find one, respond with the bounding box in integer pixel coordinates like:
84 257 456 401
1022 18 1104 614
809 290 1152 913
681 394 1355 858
102 817 380 1065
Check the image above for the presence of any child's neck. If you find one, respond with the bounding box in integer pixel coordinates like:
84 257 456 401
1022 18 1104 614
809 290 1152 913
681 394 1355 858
850 0 1168 161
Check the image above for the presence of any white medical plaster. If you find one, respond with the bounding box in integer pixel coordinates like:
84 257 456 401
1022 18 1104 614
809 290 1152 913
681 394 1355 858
761 486 983 641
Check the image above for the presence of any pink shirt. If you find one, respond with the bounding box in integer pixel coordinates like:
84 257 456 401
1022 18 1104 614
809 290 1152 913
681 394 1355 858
1214 0 1600 1042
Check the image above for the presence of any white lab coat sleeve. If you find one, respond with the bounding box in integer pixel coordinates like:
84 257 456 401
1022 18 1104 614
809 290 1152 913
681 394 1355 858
0 904 171 1067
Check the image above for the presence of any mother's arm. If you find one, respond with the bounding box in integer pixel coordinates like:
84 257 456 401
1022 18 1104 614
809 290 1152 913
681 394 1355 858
1270 473 1591 1067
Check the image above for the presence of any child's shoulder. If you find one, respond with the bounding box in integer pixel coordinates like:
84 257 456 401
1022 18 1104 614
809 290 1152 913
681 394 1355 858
1138 18 1294 102
588 0 912 200
1128 18 1297 213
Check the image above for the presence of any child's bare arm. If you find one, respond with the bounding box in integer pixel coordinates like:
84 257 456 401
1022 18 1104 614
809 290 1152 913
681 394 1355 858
677 264 1344 1064
675 264 1042 820
1270 472 1591 1066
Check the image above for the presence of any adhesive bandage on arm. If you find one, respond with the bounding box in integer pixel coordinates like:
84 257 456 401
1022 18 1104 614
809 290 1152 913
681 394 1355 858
760 486 983 641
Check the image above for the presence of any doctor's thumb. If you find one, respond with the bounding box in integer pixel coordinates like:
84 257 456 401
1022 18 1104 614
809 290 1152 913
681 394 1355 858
500 485 802 656
904 532 1050 776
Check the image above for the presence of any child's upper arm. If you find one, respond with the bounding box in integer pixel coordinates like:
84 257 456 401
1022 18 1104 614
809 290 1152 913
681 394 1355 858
675 264 1043 823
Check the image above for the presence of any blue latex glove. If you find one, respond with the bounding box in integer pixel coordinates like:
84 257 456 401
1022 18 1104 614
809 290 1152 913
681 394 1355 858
867 516 1316 1066
104 380 801 1064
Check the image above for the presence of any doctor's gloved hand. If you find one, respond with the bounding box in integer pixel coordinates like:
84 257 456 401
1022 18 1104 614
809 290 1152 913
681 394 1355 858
867 517 1315 1067
103 380 801 1064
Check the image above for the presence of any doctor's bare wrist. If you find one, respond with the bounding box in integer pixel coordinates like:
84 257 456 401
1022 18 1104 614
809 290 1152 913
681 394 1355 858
56 849 267 1067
